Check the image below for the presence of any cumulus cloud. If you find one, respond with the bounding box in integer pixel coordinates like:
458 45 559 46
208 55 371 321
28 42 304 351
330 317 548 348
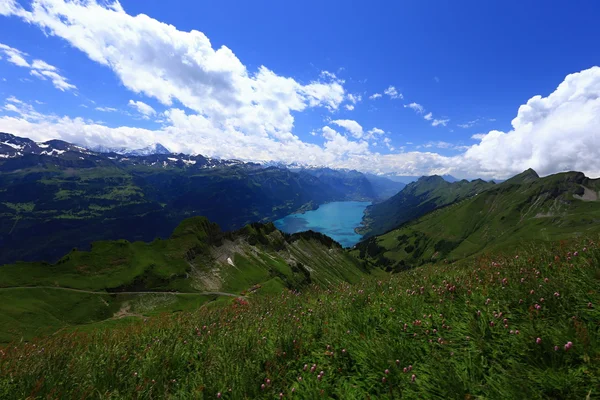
128 100 156 118
344 104 354 111
369 93 382 100
460 66 600 178
1 2 599 180
1 0 344 144
384 85 402 99
0 42 75 91
331 119 363 139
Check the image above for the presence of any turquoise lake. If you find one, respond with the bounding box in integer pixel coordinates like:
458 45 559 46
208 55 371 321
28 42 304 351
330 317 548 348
273 201 371 247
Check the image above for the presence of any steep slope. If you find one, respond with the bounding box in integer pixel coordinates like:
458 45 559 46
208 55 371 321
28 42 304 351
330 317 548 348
355 170 600 269
0 216 373 341
358 175 495 237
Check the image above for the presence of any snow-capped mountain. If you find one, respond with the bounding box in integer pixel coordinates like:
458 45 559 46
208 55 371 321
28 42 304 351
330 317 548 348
89 142 171 156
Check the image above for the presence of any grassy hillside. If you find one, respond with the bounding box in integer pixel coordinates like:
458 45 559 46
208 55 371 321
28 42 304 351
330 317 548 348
1 237 597 399
355 170 600 270
0 217 372 342
358 175 495 238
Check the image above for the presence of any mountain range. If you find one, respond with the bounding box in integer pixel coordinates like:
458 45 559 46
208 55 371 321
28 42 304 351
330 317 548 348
0 132 401 265
355 168 600 269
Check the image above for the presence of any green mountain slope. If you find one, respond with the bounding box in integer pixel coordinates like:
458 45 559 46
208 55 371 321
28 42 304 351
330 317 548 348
355 170 600 269
358 175 495 238
0 217 374 342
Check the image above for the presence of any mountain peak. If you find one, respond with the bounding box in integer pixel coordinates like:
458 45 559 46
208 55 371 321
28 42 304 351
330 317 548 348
504 168 540 184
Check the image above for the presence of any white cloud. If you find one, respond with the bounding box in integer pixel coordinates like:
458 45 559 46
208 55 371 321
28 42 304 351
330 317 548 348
1 2 599 180
423 141 468 151
1 0 344 143
369 93 382 100
95 106 117 112
344 104 354 111
363 127 385 141
404 102 424 114
471 133 486 140
331 119 363 139
0 42 75 91
431 118 449 127
128 100 156 118
0 43 29 67
384 85 402 99
347 93 362 104
457 120 477 128
383 137 394 151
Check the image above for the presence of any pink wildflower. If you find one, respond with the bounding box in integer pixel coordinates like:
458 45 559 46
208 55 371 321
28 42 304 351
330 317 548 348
564 341 573 351
536 337 542 345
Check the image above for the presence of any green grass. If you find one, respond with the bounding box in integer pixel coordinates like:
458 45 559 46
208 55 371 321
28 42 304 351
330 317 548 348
0 238 597 399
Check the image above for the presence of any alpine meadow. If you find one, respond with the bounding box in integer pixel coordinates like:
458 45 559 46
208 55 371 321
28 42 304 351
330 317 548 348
0 0 599 399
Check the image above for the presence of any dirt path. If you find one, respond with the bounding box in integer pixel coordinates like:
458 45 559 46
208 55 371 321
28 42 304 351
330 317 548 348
0 286 244 297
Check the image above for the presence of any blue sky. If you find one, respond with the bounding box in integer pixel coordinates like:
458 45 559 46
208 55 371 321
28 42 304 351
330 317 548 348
0 0 599 178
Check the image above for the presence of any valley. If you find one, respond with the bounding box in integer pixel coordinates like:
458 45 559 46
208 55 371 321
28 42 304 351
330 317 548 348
0 134 599 399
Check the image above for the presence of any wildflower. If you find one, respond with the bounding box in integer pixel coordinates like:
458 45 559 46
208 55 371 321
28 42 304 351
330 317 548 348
411 374 416 382
489 321 495 327
280 393 284 399
396 359 400 366
403 367 407 373
564 341 573 351
261 384 266 390
510 330 514 334
588 302 593 308
385 369 390 375
554 346 559 351
303 364 308 371
536 337 542 345
217 393 222 398
515 330 520 335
